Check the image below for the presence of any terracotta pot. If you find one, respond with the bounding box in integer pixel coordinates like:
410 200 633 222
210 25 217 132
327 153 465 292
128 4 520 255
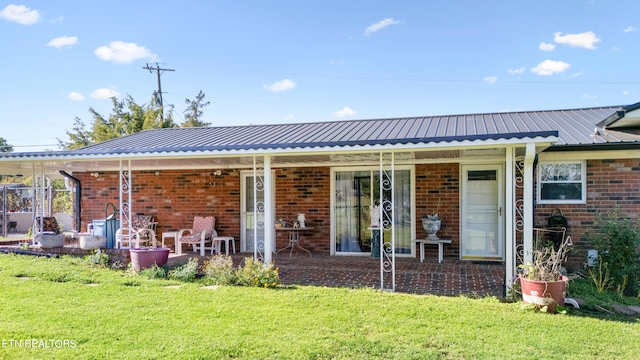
129 248 170 272
519 275 568 313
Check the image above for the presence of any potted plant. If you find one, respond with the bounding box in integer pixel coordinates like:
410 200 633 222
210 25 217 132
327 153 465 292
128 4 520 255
129 247 170 273
518 235 572 313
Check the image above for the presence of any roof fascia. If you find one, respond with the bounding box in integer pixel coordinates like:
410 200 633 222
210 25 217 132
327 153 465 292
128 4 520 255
596 101 640 129
0 132 558 163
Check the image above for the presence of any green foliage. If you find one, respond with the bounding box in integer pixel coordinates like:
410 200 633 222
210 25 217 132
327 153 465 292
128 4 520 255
235 257 280 288
201 255 280 288
585 207 640 296
139 263 168 279
587 256 612 294
0 137 13 152
59 94 177 150
168 257 199 282
201 254 236 285
181 90 211 127
87 249 109 266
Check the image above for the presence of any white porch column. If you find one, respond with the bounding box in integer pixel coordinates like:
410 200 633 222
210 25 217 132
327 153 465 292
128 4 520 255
504 146 515 292
523 143 536 264
263 155 274 263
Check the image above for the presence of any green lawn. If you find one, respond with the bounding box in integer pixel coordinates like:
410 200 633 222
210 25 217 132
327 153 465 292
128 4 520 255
0 253 639 359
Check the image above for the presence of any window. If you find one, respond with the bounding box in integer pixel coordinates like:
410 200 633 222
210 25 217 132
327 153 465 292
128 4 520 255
538 161 586 204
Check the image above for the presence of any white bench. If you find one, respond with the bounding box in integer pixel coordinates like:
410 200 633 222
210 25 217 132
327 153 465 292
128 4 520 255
413 238 452 263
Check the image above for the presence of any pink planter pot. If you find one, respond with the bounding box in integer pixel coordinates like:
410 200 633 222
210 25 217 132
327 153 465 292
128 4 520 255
519 275 568 313
129 248 170 272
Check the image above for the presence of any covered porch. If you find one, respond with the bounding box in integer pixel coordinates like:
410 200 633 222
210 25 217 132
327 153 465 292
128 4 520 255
0 122 557 295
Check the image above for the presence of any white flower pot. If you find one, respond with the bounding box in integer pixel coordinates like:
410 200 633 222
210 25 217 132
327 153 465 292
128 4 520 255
35 233 64 248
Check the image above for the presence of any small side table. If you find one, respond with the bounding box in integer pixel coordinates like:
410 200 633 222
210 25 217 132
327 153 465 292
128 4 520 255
414 238 452 263
162 231 178 250
276 227 313 258
211 236 235 255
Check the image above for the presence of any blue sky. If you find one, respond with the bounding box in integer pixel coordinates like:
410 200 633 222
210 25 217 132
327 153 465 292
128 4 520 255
1 1 639 151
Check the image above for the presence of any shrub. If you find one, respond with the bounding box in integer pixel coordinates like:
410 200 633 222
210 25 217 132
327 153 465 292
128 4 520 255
168 258 199 282
235 257 280 288
585 208 640 296
87 249 109 266
201 254 236 285
139 264 168 279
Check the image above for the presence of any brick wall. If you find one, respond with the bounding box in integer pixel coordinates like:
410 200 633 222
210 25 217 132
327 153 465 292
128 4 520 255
73 158 637 263
76 167 332 253
77 170 244 248
415 164 460 257
275 168 331 252
534 158 640 269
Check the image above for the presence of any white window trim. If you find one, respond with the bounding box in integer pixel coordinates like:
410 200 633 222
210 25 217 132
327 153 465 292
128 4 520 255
537 160 586 204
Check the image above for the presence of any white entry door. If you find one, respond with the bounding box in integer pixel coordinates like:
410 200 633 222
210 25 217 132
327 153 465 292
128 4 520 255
240 171 274 253
460 164 504 261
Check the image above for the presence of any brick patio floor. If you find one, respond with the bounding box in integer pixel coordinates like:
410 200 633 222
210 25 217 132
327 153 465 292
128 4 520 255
1 241 506 298
169 251 506 298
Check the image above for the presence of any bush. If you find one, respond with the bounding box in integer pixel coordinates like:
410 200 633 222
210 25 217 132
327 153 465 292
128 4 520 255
235 257 280 288
201 254 236 285
87 249 109 266
168 258 199 282
139 264 168 279
585 208 640 296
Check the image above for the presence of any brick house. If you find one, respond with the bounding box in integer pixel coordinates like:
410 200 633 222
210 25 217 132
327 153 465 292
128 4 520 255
1 101 639 293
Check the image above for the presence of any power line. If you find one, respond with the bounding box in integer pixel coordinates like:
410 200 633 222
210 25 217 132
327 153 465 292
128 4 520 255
143 63 175 121
180 63 640 85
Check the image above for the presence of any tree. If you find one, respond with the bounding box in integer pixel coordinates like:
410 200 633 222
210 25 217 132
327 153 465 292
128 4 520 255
59 95 176 150
0 137 13 152
181 90 211 127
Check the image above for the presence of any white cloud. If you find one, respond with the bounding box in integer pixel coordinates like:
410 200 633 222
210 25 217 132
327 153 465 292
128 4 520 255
622 90 629 95
530 60 571 76
283 114 294 120
508 67 525 75
553 31 601 50
0 4 41 25
333 106 356 118
94 41 158 64
47 36 79 49
581 93 597 100
568 70 583 78
68 92 85 101
483 76 497 84
364 18 401 36
91 88 121 99
263 79 296 92
539 42 556 52
624 26 637 33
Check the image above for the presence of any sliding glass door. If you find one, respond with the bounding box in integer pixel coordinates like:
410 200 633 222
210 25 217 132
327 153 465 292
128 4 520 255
333 167 413 255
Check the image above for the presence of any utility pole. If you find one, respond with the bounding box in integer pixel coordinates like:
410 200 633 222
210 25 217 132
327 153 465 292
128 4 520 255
143 63 175 121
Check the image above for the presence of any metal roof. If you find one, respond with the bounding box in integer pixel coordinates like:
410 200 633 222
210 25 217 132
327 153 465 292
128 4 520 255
66 103 640 151
2 103 639 161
